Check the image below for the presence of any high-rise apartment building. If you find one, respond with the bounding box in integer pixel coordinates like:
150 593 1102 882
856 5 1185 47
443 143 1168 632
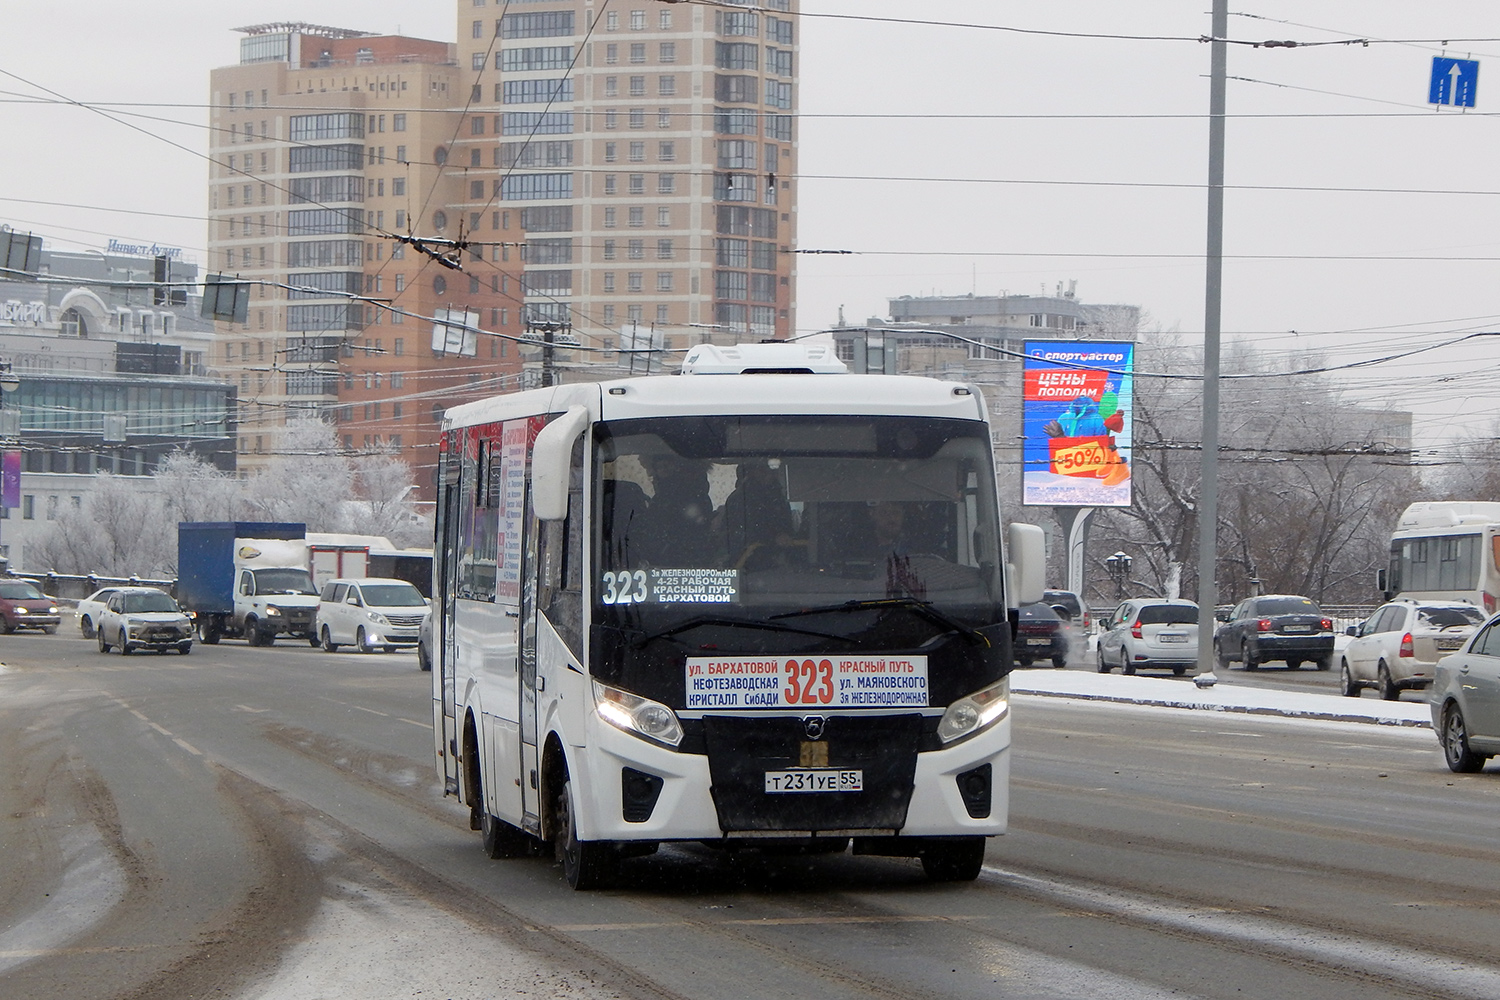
206 6 799 493
207 23 525 492
454 0 798 366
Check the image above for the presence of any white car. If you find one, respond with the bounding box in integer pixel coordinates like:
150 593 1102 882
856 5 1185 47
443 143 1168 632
1097 598 1199 676
96 587 194 655
1341 600 1484 700
315 577 429 653
76 586 123 638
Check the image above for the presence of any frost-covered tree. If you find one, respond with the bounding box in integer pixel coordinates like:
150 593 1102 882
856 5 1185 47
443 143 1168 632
155 449 243 524
349 453 425 544
30 473 175 577
243 418 354 531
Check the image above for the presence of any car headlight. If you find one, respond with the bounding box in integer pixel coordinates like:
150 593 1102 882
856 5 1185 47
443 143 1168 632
593 680 683 748
48 606 58 614
936 677 1010 745
265 606 282 616
14 607 27 615
368 611 390 626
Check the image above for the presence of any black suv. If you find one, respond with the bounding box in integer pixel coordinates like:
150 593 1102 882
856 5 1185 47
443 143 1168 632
1214 594 1334 670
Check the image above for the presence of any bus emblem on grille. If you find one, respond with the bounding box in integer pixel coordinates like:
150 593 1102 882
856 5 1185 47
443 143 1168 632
803 716 825 740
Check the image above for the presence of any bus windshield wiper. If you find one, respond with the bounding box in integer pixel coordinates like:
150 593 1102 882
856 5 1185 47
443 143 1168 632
632 615 848 647
770 598 989 645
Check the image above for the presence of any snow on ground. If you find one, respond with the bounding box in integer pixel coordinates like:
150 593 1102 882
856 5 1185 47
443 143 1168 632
1011 669 1433 728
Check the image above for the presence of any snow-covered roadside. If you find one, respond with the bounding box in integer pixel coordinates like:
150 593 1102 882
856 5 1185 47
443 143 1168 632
1011 669 1432 728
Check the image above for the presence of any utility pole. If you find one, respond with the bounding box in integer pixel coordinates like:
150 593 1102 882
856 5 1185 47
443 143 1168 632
1196 0 1228 675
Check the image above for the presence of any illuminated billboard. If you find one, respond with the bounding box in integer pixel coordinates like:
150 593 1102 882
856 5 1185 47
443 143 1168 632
1021 340 1134 507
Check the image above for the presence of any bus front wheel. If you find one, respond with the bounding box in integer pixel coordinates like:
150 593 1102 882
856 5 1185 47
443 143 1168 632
557 779 617 890
920 837 986 882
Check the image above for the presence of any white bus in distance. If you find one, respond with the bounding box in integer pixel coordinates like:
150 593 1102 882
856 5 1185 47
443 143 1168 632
1382 502 1500 613
431 342 1045 889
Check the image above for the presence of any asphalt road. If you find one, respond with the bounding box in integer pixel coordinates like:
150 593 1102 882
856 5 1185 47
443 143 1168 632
3 621 1499 1000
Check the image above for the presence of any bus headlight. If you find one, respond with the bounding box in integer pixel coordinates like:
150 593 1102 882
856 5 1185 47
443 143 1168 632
936 677 1010 745
593 680 683 748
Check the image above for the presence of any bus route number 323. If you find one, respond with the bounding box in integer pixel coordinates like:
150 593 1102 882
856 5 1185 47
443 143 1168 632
600 570 649 604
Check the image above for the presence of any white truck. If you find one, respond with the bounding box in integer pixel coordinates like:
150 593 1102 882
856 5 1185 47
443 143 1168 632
178 522 321 645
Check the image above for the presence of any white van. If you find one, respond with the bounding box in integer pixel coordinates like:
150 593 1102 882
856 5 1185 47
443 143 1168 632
315 577 429 652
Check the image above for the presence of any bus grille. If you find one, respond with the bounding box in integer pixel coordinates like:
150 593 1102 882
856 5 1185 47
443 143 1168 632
701 714 921 833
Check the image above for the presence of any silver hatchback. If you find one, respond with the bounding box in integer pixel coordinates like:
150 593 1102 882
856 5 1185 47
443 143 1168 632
1097 598 1199 676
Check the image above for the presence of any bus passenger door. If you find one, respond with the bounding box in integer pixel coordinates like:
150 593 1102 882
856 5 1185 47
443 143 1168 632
435 449 462 796
518 494 543 831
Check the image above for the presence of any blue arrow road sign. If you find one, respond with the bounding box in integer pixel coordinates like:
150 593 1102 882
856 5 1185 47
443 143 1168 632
1430 56 1479 107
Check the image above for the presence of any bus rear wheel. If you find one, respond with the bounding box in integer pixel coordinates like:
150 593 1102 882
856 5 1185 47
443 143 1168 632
557 778 617 890
920 837 986 882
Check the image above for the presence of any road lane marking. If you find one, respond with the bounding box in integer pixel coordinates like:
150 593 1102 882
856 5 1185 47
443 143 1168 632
236 704 270 714
398 717 430 729
172 738 202 756
355 706 389 718
984 866 1500 1000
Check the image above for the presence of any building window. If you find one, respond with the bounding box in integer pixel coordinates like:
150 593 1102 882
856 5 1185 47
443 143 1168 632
628 173 645 195
604 109 617 130
472 52 487 71
657 206 672 227
629 42 646 64
605 76 618 97
659 141 676 162
660 9 672 29
656 238 674 260
602 239 616 260
603 304 616 324
606 11 619 31
657 173 675 194
629 207 645 227
603 207 617 228
604 174 617 194
629 108 645 128
22 495 33 520
715 42 759 71
603 272 616 293
627 239 644 259
605 42 618 64
630 10 645 30
627 272 643 293
765 80 792 110
657 272 674 292
658 75 676 96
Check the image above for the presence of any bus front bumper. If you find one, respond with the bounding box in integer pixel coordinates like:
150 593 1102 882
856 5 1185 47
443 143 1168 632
572 712 1011 844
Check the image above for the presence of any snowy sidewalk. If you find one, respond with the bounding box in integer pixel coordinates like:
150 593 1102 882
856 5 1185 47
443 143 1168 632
1010 669 1433 728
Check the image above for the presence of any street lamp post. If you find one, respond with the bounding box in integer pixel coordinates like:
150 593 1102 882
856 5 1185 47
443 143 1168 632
1104 551 1132 603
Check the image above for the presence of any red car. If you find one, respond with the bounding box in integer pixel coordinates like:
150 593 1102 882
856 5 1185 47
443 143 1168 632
0 579 61 634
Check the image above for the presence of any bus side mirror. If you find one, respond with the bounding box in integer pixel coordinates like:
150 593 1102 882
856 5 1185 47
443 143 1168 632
1375 568 1389 599
532 405 590 522
1007 522 1046 607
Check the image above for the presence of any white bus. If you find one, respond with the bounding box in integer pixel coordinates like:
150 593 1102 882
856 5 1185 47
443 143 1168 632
430 343 1044 889
1383 501 1500 613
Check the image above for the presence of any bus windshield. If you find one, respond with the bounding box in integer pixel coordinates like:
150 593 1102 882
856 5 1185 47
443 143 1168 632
592 415 1005 657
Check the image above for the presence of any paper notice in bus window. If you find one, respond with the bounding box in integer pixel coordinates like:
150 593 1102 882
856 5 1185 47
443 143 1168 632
600 568 739 605
683 655 929 709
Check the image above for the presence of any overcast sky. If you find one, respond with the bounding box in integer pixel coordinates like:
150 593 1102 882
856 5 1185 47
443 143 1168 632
4 2 1500 455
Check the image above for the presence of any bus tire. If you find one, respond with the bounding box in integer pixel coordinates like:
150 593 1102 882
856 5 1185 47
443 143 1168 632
920 837 986 882
557 778 617 890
